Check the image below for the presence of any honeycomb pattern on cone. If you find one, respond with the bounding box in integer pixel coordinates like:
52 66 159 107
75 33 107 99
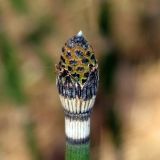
56 31 98 86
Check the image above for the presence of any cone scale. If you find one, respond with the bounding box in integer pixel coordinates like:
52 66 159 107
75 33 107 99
56 31 99 149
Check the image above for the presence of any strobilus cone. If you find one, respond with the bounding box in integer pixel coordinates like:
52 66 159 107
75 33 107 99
56 31 99 144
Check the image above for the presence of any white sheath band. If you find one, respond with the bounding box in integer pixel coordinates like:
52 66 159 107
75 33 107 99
59 95 96 114
65 117 90 140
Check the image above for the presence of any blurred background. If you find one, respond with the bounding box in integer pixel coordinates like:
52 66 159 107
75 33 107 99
0 0 160 160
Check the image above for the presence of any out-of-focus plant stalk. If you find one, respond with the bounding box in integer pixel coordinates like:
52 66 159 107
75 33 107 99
56 31 99 160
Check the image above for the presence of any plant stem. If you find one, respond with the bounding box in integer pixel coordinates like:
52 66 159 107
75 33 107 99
56 31 99 160
64 111 91 160
66 143 90 160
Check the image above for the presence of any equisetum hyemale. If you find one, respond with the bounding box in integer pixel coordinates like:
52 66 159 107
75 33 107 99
56 31 99 145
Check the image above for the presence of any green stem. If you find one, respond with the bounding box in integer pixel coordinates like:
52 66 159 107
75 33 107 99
66 143 90 160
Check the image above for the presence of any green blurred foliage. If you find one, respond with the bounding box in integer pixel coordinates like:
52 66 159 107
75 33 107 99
0 15 55 103
100 49 119 94
34 46 55 81
100 51 122 150
98 2 111 36
0 33 26 103
24 16 54 45
25 120 43 160
107 107 122 148
9 0 28 13
23 16 55 81
0 5 55 158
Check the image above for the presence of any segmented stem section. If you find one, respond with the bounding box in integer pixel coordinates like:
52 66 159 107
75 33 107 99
66 143 90 160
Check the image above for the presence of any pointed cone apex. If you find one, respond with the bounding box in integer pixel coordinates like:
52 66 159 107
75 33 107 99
77 30 83 37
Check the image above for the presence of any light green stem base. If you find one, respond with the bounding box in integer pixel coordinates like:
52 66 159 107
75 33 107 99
66 143 90 160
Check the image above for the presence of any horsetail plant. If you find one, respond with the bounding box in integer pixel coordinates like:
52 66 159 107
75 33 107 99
56 31 99 160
